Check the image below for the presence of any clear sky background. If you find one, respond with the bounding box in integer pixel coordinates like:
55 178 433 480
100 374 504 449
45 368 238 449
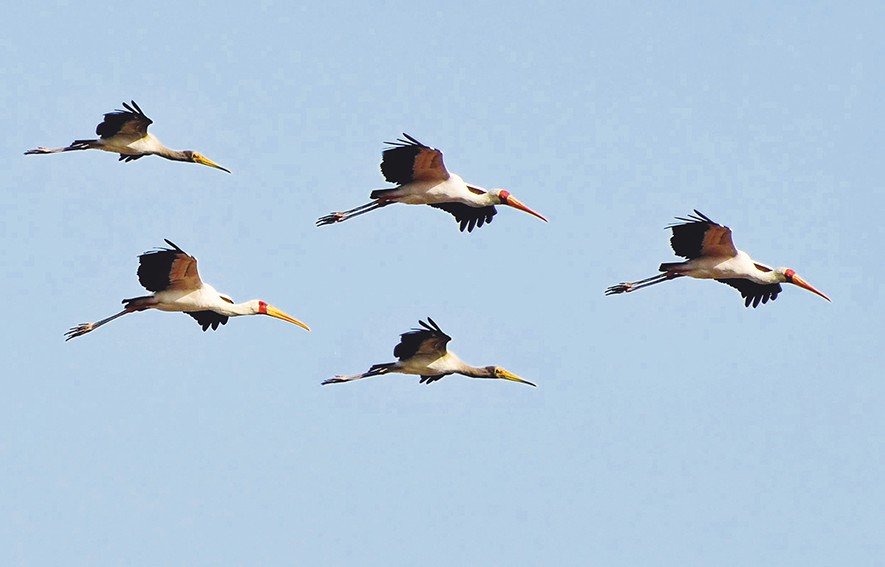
2 2 883 565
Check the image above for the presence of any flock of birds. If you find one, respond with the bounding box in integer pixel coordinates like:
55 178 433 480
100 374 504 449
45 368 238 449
29 101 831 387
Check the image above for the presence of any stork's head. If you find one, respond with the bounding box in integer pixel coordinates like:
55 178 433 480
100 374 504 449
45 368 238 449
486 365 537 387
184 150 231 173
249 300 311 330
492 189 548 223
776 268 831 302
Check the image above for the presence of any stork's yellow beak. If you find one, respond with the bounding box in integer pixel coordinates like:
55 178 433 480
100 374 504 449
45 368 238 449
265 305 310 331
790 274 831 302
499 368 537 387
193 153 231 173
504 194 548 223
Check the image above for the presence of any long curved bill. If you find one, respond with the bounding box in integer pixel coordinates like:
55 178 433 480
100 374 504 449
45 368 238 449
265 305 311 331
504 194 548 223
791 274 831 302
500 369 537 387
194 154 231 174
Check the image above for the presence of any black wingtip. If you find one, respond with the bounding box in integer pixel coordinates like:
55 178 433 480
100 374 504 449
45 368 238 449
163 238 185 253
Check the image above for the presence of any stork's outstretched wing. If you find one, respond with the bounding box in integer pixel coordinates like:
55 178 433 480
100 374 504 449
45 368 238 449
137 239 203 293
393 318 452 360
96 100 153 139
717 278 782 308
670 210 737 259
429 202 497 232
381 134 449 184
185 311 229 331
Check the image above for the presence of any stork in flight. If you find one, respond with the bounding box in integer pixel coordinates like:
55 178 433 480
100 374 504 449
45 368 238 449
322 318 536 386
605 210 831 307
25 100 230 173
65 240 309 340
317 133 547 232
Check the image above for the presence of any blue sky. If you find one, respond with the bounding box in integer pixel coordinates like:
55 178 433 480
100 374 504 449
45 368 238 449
2 2 883 565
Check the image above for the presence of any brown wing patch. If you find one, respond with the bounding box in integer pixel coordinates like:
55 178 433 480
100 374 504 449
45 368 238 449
411 147 449 181
753 263 772 273
166 254 203 291
700 225 738 258
412 335 449 357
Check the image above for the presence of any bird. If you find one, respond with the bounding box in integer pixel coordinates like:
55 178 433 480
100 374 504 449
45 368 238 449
317 133 547 232
65 239 309 340
605 210 831 307
25 100 230 173
322 318 536 386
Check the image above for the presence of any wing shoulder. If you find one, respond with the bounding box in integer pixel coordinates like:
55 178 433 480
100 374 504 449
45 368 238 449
381 133 449 184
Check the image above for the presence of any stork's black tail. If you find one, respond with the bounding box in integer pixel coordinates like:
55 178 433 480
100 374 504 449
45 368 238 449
366 362 396 376
369 188 398 200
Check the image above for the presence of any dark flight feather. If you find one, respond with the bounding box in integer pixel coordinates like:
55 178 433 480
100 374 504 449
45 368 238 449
186 311 229 331
393 317 452 360
716 278 782 308
96 100 153 139
429 202 497 232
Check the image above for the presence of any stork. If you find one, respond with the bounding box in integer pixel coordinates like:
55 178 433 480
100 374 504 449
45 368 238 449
322 318 536 386
605 210 831 307
317 134 547 232
65 240 308 340
25 100 230 173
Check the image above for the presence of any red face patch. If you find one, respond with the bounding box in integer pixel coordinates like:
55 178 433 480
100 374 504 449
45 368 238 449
258 300 268 314
784 269 795 280
498 190 510 202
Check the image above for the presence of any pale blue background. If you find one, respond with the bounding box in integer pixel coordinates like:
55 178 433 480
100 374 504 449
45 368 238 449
2 2 883 565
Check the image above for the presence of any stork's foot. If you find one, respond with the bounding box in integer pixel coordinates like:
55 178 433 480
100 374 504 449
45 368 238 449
64 323 94 341
316 212 346 226
321 375 349 385
24 147 51 155
605 283 633 295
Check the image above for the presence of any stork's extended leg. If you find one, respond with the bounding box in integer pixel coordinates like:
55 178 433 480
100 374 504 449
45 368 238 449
605 272 683 295
64 297 155 341
316 200 390 226
65 309 132 340
25 140 96 155
321 362 394 385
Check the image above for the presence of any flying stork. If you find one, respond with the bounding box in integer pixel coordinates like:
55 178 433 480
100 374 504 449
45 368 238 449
316 134 547 232
322 318 536 386
65 239 309 340
25 100 230 173
605 210 831 307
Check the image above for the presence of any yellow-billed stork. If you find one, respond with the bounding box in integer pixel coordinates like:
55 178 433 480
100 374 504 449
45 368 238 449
26 100 230 173
322 318 536 386
605 210 831 307
317 134 547 232
65 240 308 340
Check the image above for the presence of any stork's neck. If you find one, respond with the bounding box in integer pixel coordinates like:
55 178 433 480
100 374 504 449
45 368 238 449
458 364 496 378
214 299 261 317
156 148 190 162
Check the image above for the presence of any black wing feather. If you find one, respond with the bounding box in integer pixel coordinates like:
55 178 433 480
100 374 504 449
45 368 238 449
429 202 497 232
186 311 229 331
717 279 782 308
136 240 188 292
96 100 153 138
393 317 452 360
380 134 430 184
669 210 721 259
